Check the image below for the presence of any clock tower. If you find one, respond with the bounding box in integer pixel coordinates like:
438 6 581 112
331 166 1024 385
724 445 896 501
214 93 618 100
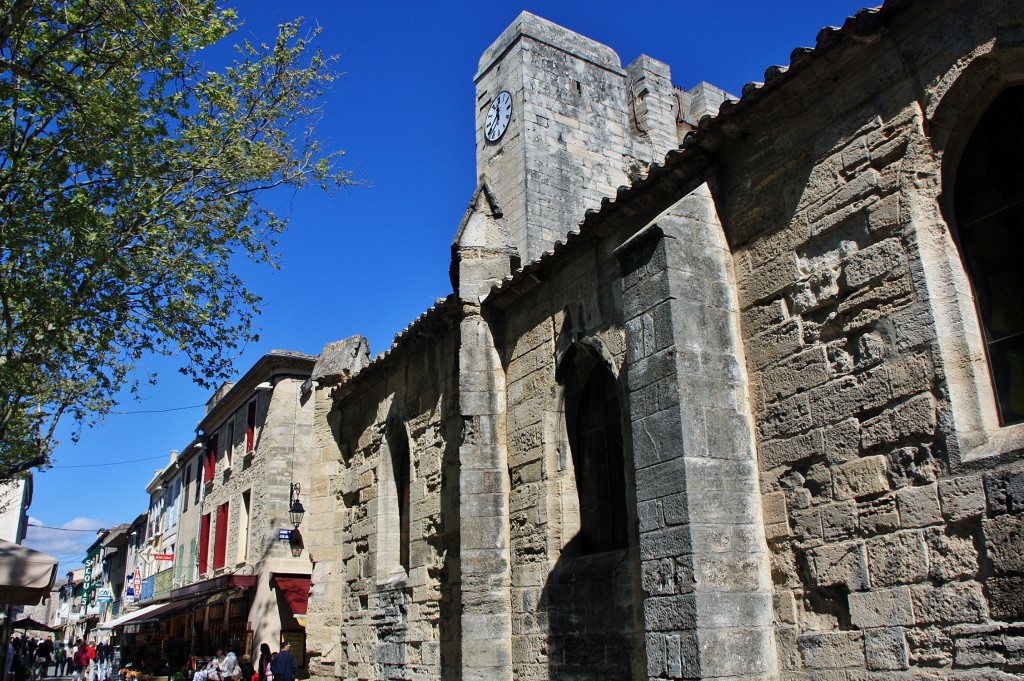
473 12 682 265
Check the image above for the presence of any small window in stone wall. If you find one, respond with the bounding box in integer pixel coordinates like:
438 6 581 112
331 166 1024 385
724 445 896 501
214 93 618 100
954 85 1024 425
389 423 411 572
246 400 257 453
570 364 628 554
204 434 218 483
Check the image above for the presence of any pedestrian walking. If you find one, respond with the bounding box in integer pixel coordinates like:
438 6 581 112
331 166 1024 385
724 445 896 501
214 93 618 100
94 644 106 681
269 644 295 681
72 643 88 681
43 637 53 679
5 638 15 681
84 643 95 681
11 638 25 681
31 637 52 680
53 646 66 677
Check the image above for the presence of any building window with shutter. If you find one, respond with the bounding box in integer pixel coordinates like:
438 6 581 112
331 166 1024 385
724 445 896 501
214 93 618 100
213 501 229 570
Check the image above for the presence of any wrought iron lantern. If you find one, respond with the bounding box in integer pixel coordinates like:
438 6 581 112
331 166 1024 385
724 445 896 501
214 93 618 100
289 483 305 528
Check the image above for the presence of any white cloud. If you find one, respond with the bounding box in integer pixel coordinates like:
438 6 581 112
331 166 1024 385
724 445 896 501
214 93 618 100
22 517 110 576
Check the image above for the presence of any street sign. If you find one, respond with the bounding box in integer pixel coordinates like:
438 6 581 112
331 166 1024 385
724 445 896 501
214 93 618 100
154 553 175 561
278 529 291 540
97 589 113 603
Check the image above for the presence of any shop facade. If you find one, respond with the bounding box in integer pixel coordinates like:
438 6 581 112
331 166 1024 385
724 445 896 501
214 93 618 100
96 351 316 676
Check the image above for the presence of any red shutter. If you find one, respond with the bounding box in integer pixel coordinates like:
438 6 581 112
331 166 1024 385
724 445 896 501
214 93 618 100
198 514 211 574
246 401 256 453
213 501 229 570
204 434 218 483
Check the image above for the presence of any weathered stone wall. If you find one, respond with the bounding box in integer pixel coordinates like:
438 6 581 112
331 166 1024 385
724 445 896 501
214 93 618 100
302 3 1024 680
306 328 461 681
497 234 638 680
197 373 315 654
492 181 777 681
615 190 777 681
474 12 692 266
717 0 1024 676
201 376 312 575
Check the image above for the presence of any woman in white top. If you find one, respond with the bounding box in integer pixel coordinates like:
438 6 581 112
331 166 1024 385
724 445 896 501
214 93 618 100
219 653 241 681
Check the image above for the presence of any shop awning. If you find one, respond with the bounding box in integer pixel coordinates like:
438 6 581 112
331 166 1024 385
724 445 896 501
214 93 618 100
0 539 58 606
129 596 204 624
272 574 310 619
96 601 167 630
169 573 257 601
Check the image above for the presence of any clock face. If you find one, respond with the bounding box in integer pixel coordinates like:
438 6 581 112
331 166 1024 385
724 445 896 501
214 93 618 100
484 91 512 142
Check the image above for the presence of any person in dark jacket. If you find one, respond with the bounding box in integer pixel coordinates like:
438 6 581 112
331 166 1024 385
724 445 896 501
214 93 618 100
269 644 296 681
238 656 254 681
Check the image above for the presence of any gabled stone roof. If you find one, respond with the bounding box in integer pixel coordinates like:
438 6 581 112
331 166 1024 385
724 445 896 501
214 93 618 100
329 295 460 398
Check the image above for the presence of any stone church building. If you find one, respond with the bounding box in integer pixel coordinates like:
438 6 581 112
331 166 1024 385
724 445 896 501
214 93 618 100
301 0 1024 678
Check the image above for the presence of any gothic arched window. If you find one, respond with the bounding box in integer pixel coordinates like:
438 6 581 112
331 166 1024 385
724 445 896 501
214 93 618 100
569 363 628 554
954 85 1024 424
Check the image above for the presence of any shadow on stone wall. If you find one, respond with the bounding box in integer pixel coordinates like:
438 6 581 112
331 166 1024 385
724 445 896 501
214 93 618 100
541 542 637 680
438 369 462 681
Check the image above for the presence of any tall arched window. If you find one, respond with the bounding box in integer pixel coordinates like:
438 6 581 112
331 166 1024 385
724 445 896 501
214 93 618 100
954 85 1024 424
390 423 411 572
377 418 411 578
569 363 627 554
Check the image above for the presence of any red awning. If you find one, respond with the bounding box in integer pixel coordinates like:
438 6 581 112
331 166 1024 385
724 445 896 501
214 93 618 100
273 574 310 617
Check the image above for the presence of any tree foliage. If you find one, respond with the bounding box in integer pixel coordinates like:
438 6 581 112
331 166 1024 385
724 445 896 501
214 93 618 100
0 0 351 478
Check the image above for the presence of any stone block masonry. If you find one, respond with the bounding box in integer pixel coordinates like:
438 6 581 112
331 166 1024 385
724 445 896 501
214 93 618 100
729 1 1024 677
304 326 462 681
617 186 777 681
300 2 1024 679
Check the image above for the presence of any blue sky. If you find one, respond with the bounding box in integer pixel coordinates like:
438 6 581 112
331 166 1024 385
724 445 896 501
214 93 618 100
23 0 873 573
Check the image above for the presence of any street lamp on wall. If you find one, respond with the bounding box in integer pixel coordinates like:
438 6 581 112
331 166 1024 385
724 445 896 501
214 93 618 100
288 483 305 558
289 483 305 528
